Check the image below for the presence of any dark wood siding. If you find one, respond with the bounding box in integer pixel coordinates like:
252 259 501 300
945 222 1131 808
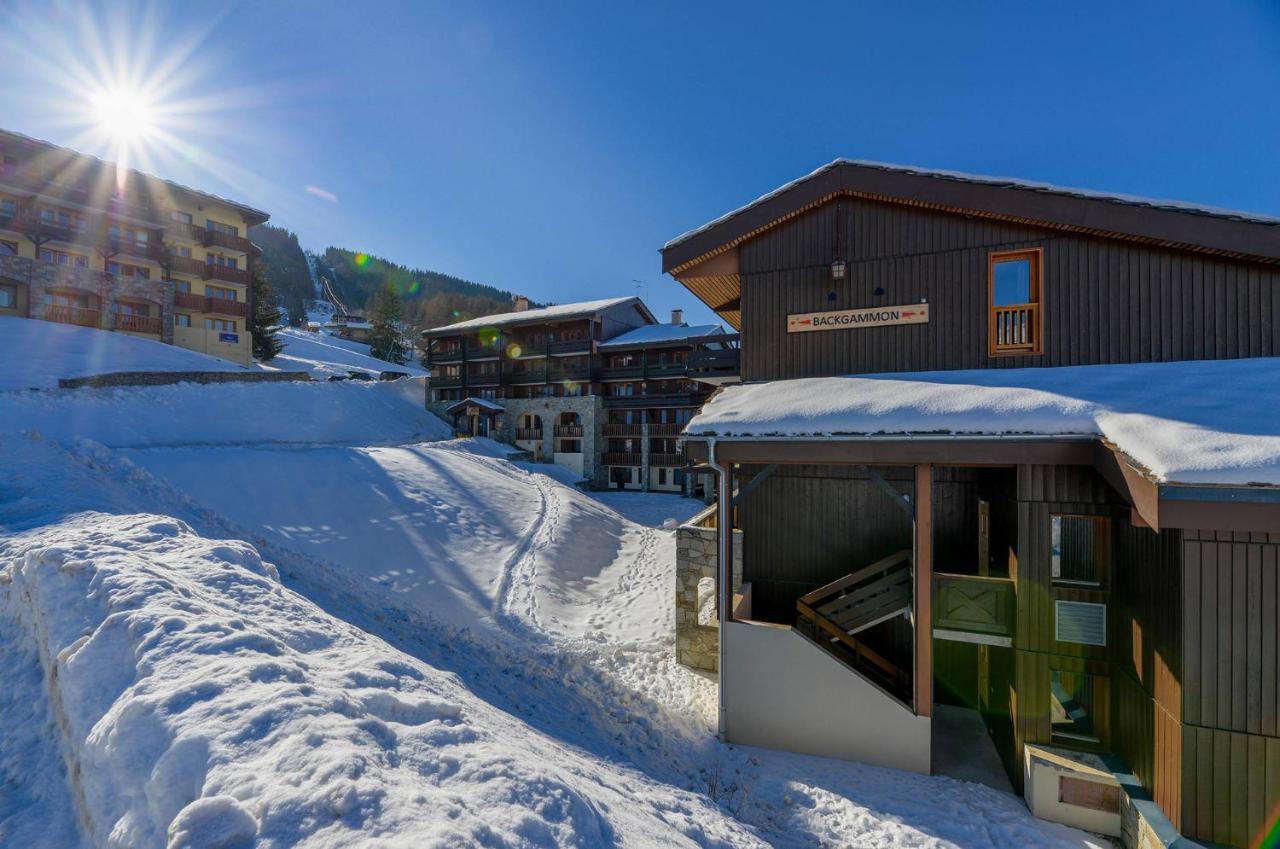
738 198 1280 381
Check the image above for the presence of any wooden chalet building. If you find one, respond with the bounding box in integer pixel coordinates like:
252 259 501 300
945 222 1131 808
663 160 1280 848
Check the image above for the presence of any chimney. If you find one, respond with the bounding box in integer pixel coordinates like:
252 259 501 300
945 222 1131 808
670 308 683 325
513 295 530 312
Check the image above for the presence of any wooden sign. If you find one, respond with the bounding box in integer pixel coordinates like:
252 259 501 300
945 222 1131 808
787 303 929 333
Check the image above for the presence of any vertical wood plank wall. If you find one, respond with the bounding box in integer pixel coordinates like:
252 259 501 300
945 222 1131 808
737 198 1280 382
1181 530 1280 848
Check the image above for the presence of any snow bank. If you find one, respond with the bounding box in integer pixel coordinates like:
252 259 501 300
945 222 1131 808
0 511 759 848
0 316 247 391
689 358 1280 485
269 327 427 380
0 376 448 448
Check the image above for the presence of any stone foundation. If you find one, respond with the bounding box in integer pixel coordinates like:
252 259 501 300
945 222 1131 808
675 504 742 672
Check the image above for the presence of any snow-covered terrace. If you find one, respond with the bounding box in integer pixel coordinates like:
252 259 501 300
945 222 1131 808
686 358 1280 491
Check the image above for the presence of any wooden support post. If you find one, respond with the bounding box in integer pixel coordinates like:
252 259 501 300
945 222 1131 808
914 463 933 717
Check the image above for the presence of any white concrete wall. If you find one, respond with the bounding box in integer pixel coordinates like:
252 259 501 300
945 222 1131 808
722 619 931 774
553 452 584 477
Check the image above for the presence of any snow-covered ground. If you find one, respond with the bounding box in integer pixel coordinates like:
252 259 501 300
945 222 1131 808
0 320 1104 848
0 315 249 390
269 327 428 380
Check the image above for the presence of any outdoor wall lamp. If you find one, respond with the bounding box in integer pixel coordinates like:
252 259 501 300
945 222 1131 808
830 260 847 280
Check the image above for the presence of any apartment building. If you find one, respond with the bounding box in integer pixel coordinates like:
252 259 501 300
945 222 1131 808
421 296 739 491
0 128 268 365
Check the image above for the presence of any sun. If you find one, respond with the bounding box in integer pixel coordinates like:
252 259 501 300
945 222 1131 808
90 87 157 144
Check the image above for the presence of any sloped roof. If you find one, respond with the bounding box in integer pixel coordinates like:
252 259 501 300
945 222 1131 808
424 296 652 335
597 322 726 350
445 397 504 414
661 159 1280 275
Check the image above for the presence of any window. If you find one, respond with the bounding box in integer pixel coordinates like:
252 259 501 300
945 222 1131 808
107 261 150 280
0 239 17 256
40 248 89 268
1051 515 1109 586
206 254 238 270
173 279 191 294
116 301 151 317
174 313 191 327
171 211 193 225
176 246 192 258
207 286 236 301
1050 670 1105 744
1 198 15 218
204 318 236 332
988 248 1043 355
0 283 15 309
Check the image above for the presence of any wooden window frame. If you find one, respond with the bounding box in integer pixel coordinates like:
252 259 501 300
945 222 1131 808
988 248 1044 357
1050 513 1111 589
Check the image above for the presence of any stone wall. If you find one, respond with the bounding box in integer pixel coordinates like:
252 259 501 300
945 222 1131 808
0 254 174 343
675 504 743 672
59 370 310 389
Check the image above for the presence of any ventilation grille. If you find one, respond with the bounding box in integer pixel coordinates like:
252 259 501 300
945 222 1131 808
1055 600 1107 646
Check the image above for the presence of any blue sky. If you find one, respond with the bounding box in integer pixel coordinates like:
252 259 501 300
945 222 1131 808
2 1 1278 325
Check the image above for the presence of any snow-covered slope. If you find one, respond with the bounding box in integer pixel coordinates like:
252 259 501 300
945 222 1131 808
1 375 447 447
270 327 427 380
0 315 248 391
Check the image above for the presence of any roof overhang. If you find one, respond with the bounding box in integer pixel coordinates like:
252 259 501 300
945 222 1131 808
661 160 1280 330
683 433 1280 534
445 397 504 415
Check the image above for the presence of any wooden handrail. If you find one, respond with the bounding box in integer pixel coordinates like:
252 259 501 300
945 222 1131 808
992 302 1038 350
798 549 912 605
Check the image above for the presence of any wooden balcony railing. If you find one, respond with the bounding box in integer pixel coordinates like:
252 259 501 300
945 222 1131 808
991 303 1039 352
603 452 642 466
203 263 250 286
44 305 101 328
649 453 682 467
515 428 543 441
173 291 205 311
466 371 500 386
646 362 689 378
166 255 207 278
554 424 583 438
689 348 740 377
648 423 685 437
602 423 644 437
548 366 592 382
934 573 1016 645
600 365 645 380
548 338 592 355
114 312 162 334
431 374 464 388
203 228 252 253
204 297 248 318
506 367 548 384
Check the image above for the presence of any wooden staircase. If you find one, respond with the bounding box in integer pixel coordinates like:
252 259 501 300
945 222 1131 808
796 550 913 701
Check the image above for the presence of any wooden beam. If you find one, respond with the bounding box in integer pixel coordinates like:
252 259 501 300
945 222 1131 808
732 464 777 507
914 464 933 718
865 466 913 516
1093 440 1161 530
711 296 741 313
686 437 1092 467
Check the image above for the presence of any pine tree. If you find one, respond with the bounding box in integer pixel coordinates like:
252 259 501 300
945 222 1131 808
368 281 409 364
249 263 285 361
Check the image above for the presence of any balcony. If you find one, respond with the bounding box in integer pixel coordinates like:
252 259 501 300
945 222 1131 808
173 292 204 311
603 393 701 409
548 338 592 355
203 228 252 253
204 297 248 318
167 255 207 278
933 573 1016 646
646 362 689 378
15 215 75 243
506 366 548 384
166 220 204 242
688 347 740 383
467 372 500 387
648 423 685 437
430 346 464 364
114 312 162 335
602 423 644 437
431 374 464 388
106 238 158 263
203 263 250 286
554 424 583 438
44 305 101 328
548 366 593 382
603 452 642 467
649 453 683 467
991 303 1039 353
599 364 645 380
516 428 543 442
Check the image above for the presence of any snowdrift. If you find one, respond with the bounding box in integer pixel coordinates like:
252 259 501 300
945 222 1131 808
0 511 760 848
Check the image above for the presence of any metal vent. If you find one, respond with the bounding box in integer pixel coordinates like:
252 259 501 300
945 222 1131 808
1055 600 1107 646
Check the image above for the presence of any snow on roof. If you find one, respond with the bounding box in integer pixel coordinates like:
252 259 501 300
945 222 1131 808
664 159 1280 250
687 358 1280 486
597 323 726 349
425 297 641 334
446 396 504 413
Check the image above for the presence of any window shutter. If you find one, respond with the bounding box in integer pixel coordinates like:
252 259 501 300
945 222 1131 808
1055 600 1107 646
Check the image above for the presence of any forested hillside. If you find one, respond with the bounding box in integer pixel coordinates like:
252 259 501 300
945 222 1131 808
316 247 523 331
249 224 525 331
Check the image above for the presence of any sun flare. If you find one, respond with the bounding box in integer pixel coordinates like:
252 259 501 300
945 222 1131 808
90 87 156 143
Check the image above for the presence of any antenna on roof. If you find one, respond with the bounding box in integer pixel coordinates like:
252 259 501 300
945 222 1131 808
631 279 647 300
